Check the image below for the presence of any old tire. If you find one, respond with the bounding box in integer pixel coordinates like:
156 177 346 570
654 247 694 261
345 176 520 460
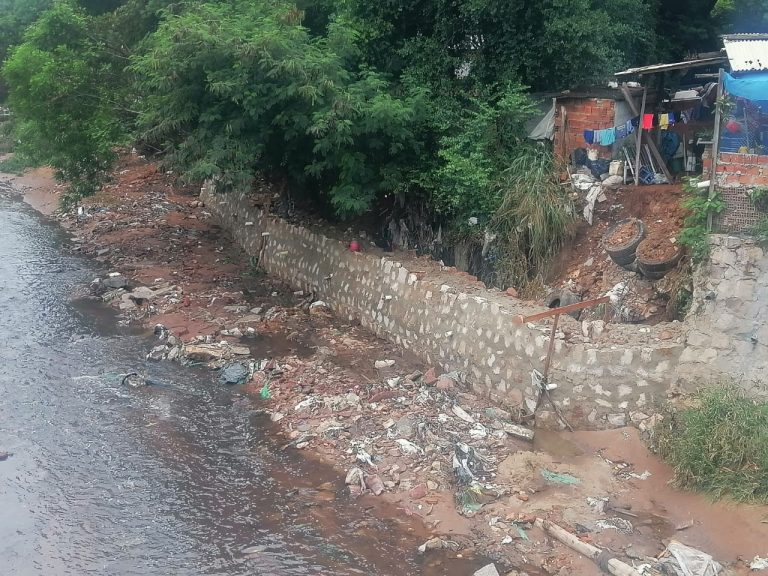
545 288 581 319
603 218 646 268
636 240 683 280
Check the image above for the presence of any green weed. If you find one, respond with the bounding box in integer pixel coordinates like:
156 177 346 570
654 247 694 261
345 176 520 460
653 385 768 502
491 148 575 290
0 153 35 175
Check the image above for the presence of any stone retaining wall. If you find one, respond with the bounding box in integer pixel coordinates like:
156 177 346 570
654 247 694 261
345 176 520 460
680 234 768 392
201 185 685 428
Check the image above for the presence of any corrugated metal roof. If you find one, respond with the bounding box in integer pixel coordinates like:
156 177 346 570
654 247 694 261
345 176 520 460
614 56 727 77
723 34 768 72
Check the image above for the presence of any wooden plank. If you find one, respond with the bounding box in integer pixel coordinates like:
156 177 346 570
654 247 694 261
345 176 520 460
634 88 647 185
620 83 641 116
513 296 609 325
622 83 672 184
534 519 644 576
647 138 674 182
707 68 725 231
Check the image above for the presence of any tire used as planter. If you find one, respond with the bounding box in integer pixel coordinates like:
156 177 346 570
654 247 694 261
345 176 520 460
635 237 683 280
603 218 646 268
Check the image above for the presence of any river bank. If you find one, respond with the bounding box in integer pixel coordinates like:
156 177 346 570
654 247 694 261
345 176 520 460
3 153 768 576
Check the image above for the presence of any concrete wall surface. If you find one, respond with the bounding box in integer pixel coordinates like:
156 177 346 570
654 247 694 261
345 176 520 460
681 234 768 393
202 185 689 428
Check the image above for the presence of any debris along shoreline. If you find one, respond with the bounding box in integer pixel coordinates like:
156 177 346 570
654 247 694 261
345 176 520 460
4 155 768 576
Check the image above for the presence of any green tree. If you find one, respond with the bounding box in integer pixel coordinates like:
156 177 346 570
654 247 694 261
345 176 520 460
131 0 428 215
713 0 768 32
3 1 131 202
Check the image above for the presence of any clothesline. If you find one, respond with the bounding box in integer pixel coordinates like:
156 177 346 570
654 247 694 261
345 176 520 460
584 112 684 146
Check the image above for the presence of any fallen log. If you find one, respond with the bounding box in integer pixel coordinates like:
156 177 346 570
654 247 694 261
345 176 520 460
534 518 642 576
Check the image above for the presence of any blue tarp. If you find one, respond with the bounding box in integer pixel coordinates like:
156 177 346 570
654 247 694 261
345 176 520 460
724 71 768 108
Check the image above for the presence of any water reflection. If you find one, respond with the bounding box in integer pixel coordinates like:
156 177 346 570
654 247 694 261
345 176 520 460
0 194 479 576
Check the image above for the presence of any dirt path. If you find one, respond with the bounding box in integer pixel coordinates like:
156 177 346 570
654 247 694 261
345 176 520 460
3 154 766 576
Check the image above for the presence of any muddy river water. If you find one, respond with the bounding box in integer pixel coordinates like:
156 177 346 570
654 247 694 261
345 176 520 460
0 192 481 575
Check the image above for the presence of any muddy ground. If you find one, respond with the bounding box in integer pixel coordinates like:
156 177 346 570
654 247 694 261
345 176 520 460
549 183 689 324
4 154 768 576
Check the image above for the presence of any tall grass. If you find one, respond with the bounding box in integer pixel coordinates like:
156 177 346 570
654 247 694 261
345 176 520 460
653 385 768 501
491 148 575 290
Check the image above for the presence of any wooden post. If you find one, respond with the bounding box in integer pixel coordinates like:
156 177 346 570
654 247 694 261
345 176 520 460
542 314 560 382
535 519 643 576
707 68 725 232
634 87 647 185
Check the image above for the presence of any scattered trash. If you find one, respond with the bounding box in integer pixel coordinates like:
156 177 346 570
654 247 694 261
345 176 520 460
750 556 768 570
541 469 581 485
219 362 250 385
354 446 375 467
0 451 12 461
516 526 530 541
395 438 424 456
501 535 513 545
587 496 608 514
417 537 458 554
345 467 366 489
308 300 331 315
260 379 271 399
595 517 633 534
374 359 396 369
121 372 147 387
629 470 652 480
501 422 534 442
473 564 501 576
536 518 642 576
451 404 475 423
294 397 319 412
469 423 488 439
270 412 285 422
659 540 722 576
453 442 483 484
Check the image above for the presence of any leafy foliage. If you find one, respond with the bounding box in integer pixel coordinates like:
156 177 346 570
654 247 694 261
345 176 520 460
132 1 428 215
3 1 132 203
678 178 726 263
491 148 576 288
712 0 768 33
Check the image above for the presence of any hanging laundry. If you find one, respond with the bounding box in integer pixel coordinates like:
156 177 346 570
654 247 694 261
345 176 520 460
593 129 606 145
659 114 669 129
642 114 654 130
598 127 616 145
668 112 676 126
616 124 627 139
583 130 595 144
626 118 636 134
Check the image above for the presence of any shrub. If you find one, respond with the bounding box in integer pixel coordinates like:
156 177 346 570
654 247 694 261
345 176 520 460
653 385 768 501
491 147 575 289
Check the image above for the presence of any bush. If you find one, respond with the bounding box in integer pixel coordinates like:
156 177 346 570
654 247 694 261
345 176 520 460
491 147 575 289
653 385 768 501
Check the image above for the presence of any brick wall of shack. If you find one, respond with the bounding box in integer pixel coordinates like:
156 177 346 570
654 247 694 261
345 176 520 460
201 184 684 429
553 98 616 164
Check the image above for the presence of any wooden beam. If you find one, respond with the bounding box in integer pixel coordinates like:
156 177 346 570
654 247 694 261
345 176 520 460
623 83 673 184
535 519 643 576
634 88 647 185
647 138 673 183
513 296 609 325
707 68 725 232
